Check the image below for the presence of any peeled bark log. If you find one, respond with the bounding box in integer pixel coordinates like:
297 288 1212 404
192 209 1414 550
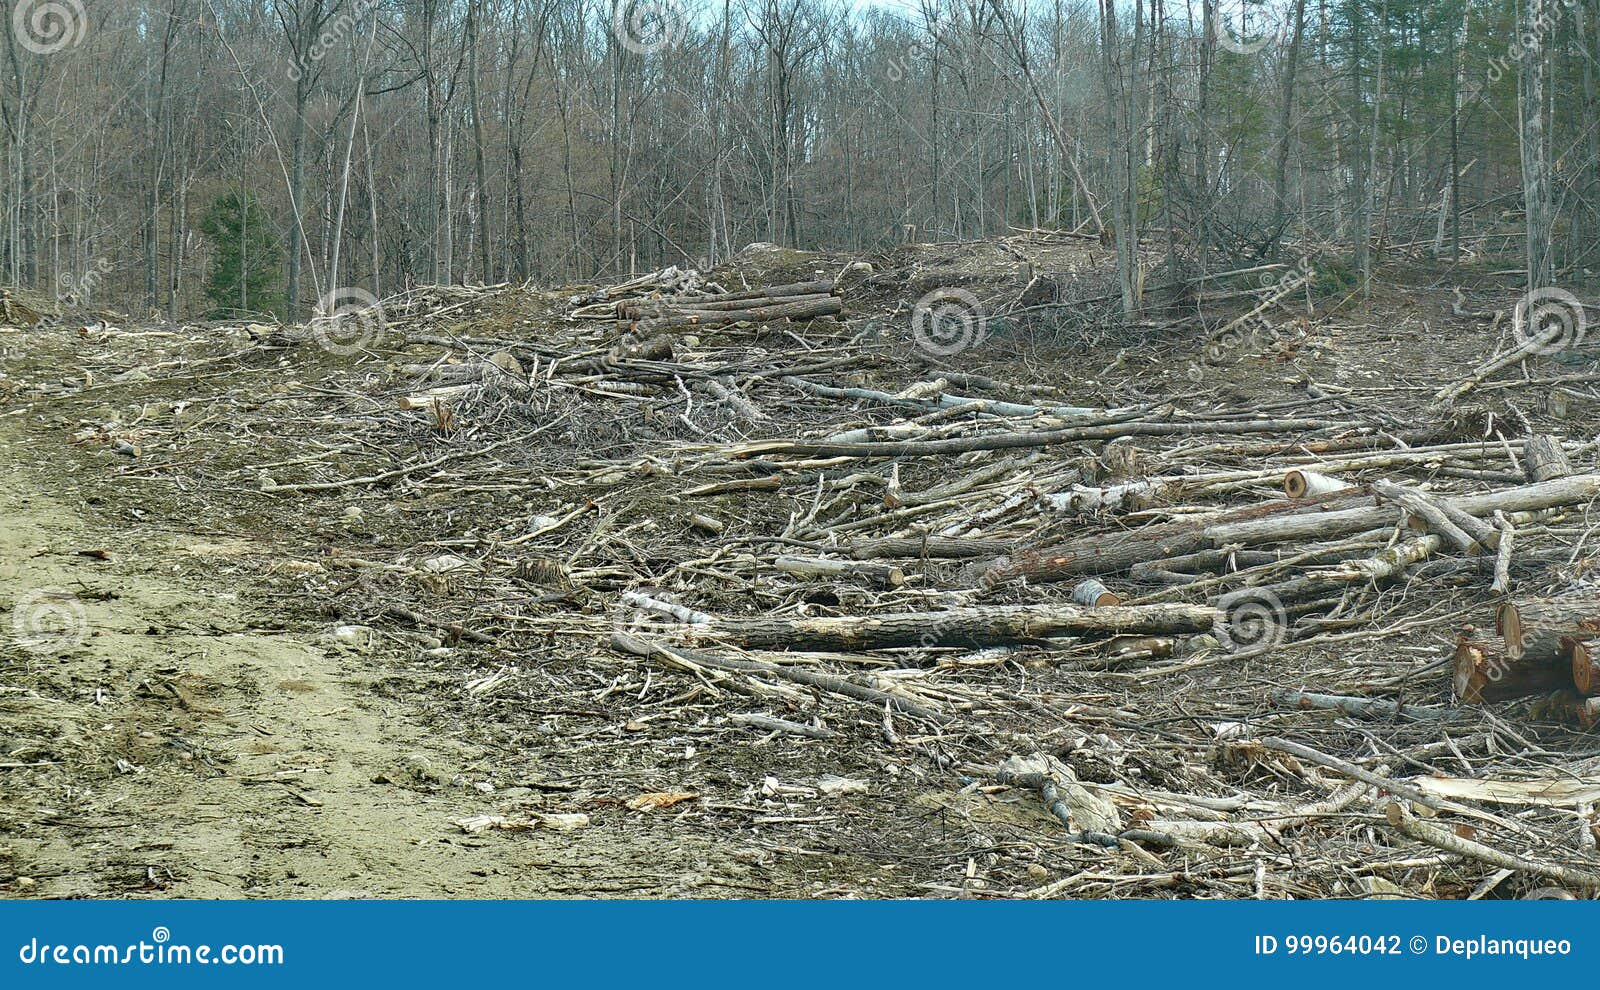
680 602 1221 651
1523 434 1573 482
1283 469 1353 499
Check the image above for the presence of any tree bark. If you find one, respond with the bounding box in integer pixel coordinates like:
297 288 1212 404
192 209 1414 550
680 602 1220 650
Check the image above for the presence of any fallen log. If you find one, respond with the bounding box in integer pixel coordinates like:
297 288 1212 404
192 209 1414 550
1452 633 1574 704
982 490 1372 585
687 279 837 303
1283 469 1353 499
847 535 1015 560
733 418 1356 461
1496 597 1600 666
774 555 906 587
1204 474 1600 548
610 632 951 724
677 602 1221 651
629 296 842 330
1383 801 1600 889
1371 480 1500 553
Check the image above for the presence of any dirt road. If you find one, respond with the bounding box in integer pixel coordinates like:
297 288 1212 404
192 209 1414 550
0 411 773 898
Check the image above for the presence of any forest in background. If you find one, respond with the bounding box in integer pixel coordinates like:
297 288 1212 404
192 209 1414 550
0 0 1592 321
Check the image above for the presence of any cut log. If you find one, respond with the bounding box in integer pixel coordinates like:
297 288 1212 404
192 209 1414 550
1283 469 1353 499
677 602 1221 651
774 555 906 588
1204 474 1600 548
1567 638 1600 697
1523 434 1573 482
1453 632 1574 704
1535 690 1600 730
1070 579 1121 607
1497 597 1600 666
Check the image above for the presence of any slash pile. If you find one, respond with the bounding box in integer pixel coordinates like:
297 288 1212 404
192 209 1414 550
10 239 1600 898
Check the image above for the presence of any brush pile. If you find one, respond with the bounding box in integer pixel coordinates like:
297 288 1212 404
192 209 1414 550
12 239 1600 897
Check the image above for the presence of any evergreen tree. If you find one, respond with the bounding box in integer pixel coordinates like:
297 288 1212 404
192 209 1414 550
199 190 284 319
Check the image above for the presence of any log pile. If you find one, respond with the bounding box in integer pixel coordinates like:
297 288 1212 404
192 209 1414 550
613 279 843 333
1451 597 1600 725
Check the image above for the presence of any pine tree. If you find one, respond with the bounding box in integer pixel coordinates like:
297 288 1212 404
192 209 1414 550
199 190 284 319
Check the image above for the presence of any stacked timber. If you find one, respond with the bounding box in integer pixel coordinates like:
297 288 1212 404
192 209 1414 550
1452 596 1600 728
617 280 843 332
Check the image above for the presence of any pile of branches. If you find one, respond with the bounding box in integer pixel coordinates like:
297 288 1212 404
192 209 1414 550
45 252 1600 897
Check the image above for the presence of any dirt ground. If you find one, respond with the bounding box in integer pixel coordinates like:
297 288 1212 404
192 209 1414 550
3 240 1598 900
0 410 823 897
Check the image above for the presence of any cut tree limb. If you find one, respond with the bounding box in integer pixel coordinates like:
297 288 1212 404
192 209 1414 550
1384 801 1600 889
676 602 1221 651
